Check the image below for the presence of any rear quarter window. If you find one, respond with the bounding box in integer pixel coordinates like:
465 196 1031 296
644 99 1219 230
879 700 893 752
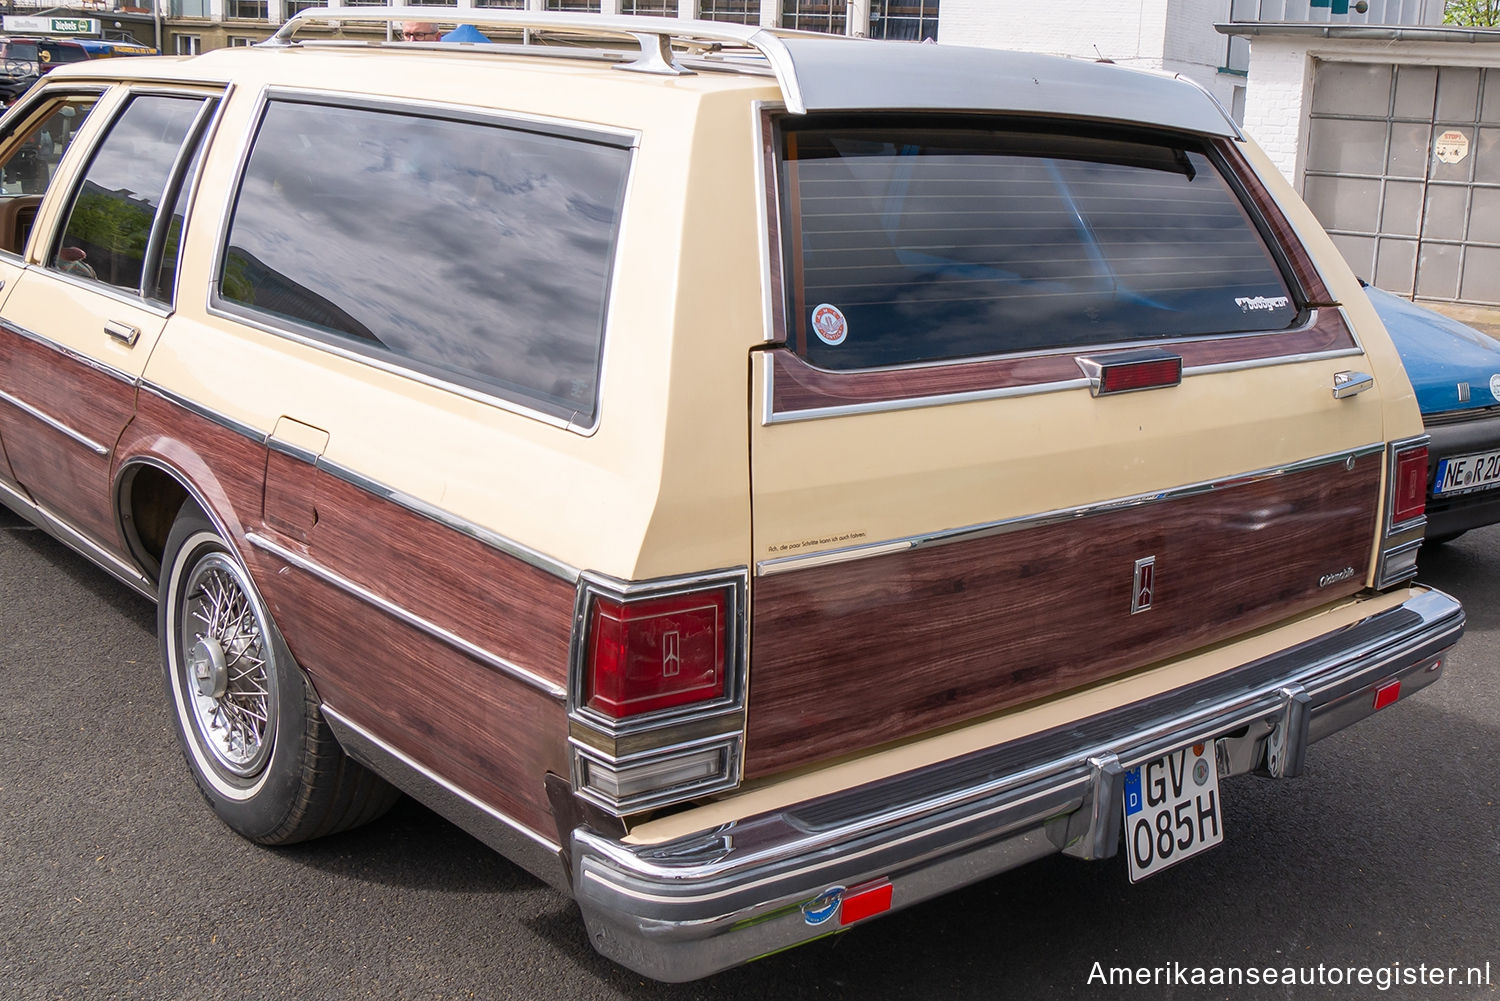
217 99 631 427
778 118 1300 370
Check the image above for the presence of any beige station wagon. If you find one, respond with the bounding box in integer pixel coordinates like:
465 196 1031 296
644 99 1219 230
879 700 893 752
0 10 1466 980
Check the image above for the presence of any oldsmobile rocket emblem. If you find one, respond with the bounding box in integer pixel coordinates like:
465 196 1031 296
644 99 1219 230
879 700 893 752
1131 556 1155 614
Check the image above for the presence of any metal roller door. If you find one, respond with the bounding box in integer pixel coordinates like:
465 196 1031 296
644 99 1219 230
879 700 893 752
1304 59 1500 305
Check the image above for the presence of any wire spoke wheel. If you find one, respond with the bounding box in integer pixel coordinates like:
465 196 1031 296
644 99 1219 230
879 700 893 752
177 551 278 780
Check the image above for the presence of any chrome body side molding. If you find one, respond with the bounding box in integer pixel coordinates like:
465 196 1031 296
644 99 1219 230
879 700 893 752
322 705 568 892
247 531 567 700
0 476 155 599
571 587 1463 982
756 442 1387 576
0 388 109 456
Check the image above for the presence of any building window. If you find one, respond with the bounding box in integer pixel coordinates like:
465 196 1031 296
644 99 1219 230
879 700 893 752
174 34 201 54
285 0 327 14
409 0 458 7
228 36 257 45
781 0 845 34
473 0 525 7
700 0 759 22
169 0 209 16
545 0 602 10
870 0 938 41
227 0 268 18
622 0 677 13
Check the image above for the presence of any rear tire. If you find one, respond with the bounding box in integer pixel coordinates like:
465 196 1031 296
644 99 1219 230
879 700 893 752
159 505 398 844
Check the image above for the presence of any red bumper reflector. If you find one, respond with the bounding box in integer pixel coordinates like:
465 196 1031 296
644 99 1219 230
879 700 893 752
1373 679 1401 711
840 879 893 926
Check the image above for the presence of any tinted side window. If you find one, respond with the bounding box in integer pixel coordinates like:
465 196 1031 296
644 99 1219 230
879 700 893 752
780 121 1299 369
219 100 630 425
53 95 208 292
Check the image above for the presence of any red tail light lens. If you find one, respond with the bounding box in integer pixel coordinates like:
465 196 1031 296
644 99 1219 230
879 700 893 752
584 587 729 719
1392 445 1428 526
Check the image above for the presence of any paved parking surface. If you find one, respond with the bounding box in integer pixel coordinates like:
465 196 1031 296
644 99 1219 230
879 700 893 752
2 506 1497 1000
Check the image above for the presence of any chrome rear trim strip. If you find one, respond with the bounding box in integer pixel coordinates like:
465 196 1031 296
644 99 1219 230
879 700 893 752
247 530 567 700
0 388 110 456
322 705 567 891
756 441 1386 576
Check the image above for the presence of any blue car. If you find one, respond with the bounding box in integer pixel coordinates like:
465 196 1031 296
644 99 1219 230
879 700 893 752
1366 282 1500 542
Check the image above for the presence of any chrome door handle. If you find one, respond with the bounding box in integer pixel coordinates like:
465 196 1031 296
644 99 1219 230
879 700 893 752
104 320 140 347
1332 371 1374 399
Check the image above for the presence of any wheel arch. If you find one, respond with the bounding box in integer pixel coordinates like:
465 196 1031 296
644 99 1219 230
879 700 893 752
114 453 253 587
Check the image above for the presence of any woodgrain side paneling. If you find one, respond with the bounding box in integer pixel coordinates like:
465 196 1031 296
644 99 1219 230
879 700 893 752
769 309 1358 416
0 322 136 546
744 455 1382 779
121 392 576 843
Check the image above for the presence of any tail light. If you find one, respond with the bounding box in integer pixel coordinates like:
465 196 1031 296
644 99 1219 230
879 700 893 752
1390 444 1428 526
568 570 747 815
1375 437 1429 588
584 589 727 718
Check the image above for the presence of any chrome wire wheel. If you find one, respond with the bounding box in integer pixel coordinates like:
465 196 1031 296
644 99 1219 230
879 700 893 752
176 550 279 781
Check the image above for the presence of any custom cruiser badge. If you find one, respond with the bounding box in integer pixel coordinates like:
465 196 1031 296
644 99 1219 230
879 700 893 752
1319 566 1357 588
1131 556 1155 614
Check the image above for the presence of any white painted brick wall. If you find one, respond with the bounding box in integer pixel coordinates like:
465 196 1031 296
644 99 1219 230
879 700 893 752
1240 37 1312 186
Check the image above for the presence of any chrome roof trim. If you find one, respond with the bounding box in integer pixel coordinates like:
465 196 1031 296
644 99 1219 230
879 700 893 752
755 442 1387 576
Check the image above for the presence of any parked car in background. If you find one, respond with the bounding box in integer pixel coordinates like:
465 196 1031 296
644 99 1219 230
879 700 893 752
0 12 1466 981
0 37 40 105
1366 281 1500 543
35 39 89 73
76 39 159 58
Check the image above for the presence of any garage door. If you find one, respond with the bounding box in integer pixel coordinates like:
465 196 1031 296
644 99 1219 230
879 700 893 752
1303 60 1500 305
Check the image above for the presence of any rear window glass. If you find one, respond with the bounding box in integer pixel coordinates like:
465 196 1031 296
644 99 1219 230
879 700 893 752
218 100 630 426
779 121 1299 369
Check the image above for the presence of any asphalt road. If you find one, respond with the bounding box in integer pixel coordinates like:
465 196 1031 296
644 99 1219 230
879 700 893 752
2 506 1497 1001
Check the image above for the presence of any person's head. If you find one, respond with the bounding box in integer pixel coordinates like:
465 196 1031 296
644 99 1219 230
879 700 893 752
401 21 440 41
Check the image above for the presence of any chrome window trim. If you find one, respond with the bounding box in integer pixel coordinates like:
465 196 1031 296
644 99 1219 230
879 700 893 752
204 85 636 436
0 386 108 456
141 93 224 304
1 317 135 385
44 86 226 307
756 442 1388 576
761 309 1365 426
136 382 581 582
754 100 783 345
247 530 567 700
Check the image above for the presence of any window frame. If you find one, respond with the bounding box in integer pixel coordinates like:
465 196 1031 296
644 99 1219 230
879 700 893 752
769 112 1316 371
44 87 223 310
206 87 639 435
0 85 110 264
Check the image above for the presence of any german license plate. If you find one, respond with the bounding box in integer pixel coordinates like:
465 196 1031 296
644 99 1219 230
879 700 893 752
1435 448 1500 496
1122 742 1223 882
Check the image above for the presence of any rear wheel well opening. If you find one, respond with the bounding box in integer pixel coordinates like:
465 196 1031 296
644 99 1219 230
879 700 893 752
119 464 193 585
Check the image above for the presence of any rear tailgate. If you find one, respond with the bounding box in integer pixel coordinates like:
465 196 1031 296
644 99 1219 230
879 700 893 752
746 116 1386 780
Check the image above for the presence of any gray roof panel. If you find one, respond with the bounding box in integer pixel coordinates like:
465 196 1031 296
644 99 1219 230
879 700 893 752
776 37 1240 138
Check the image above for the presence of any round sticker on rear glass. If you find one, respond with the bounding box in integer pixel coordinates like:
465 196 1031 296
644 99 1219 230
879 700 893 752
811 303 848 347
1490 374 1500 401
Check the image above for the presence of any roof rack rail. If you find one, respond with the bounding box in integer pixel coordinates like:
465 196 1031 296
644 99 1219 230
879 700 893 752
264 7 812 113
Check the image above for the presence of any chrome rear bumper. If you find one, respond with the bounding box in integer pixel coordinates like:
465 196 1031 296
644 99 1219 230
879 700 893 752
570 588 1463 982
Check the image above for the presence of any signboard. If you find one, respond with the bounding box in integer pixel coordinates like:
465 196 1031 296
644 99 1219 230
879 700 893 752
1435 129 1470 165
1 15 100 34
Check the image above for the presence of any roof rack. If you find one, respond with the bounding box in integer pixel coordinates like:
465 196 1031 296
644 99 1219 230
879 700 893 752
263 8 813 113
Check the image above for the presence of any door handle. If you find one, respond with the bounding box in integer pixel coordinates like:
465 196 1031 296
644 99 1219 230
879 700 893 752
1332 371 1374 399
104 320 140 347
